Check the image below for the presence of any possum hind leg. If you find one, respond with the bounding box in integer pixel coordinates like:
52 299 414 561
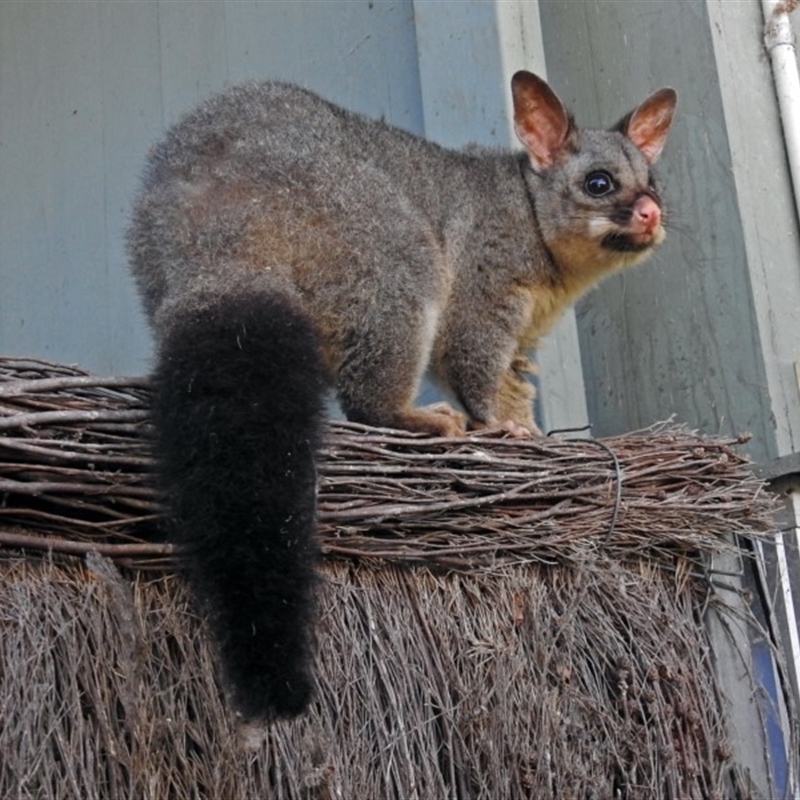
335 300 465 438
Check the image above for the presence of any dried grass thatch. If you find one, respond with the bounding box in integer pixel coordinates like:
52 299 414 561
0 357 781 799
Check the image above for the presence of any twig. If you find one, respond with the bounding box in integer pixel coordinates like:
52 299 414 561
0 529 173 558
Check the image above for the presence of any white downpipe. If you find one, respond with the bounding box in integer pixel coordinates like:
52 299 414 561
760 11 800 799
763 0 800 217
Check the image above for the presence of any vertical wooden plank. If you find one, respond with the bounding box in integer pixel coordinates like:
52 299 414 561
538 0 778 463
97 1 164 373
156 1 229 125
413 0 508 146
704 548 775 796
0 1 107 367
413 0 589 432
495 0 589 434
0 1 165 374
0 4 43 358
707 0 800 458
222 0 424 133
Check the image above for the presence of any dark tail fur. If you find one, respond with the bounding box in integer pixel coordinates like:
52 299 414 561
151 291 326 721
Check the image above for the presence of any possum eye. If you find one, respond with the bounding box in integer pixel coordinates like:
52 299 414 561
584 171 615 197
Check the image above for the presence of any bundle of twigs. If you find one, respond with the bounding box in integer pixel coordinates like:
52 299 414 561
0 356 783 799
0 357 773 570
0 555 750 800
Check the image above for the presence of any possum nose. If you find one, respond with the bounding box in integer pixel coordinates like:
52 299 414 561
631 195 661 235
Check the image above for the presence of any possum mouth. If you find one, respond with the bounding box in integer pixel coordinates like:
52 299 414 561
601 231 657 253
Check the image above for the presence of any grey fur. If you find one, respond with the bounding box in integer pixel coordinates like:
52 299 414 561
128 74 675 433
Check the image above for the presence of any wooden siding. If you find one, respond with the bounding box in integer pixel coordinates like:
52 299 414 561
0 0 591 430
538 0 800 462
0 0 424 375
2 0 798 449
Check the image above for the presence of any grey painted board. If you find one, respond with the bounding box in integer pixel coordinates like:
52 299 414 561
0 0 582 431
0 0 423 375
414 0 510 146
707 0 800 459
0 1 141 373
413 0 589 432
97 2 166 376
156 1 230 124
538 0 781 463
223 0 424 131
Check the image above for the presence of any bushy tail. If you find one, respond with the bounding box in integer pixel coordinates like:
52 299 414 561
151 291 326 721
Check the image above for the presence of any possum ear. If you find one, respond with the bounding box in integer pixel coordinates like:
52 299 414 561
618 87 677 164
511 71 576 170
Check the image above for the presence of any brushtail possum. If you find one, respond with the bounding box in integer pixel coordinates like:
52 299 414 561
127 71 676 721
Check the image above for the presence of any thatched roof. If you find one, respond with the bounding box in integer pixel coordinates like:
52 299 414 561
0 357 780 799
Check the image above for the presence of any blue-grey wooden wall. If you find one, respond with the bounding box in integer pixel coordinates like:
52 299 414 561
539 0 800 464
2 0 799 455
0 0 424 376
0 0 589 431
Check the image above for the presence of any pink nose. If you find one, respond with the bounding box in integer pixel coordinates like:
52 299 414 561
632 195 661 235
